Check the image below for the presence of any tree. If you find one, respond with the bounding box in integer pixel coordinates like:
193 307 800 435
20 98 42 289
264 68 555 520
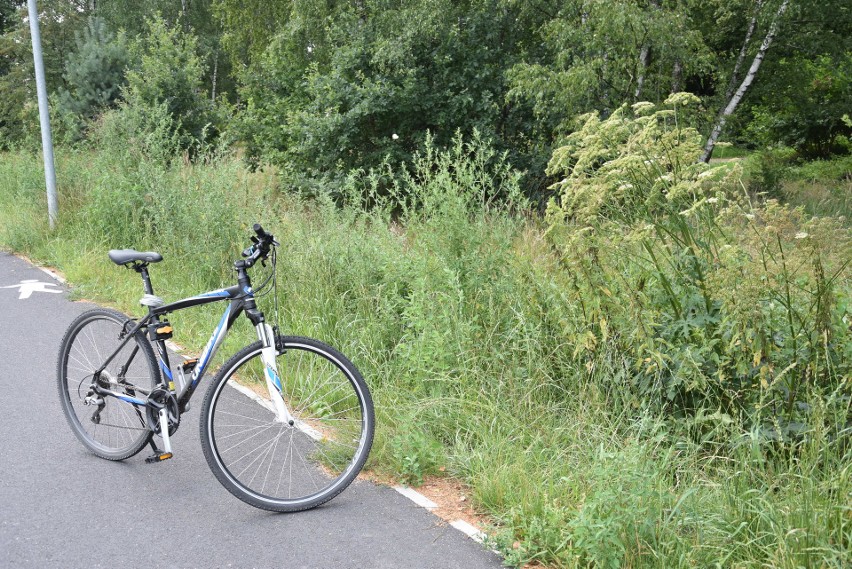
700 0 791 161
506 0 710 140
212 0 291 73
734 0 852 156
57 17 129 138
745 54 852 157
238 0 540 193
121 14 215 148
0 0 86 147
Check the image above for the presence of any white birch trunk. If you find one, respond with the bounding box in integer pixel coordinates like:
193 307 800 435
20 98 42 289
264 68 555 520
725 0 765 101
701 0 790 163
671 59 682 93
634 45 650 101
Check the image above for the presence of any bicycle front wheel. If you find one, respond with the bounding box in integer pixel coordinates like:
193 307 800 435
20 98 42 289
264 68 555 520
200 336 374 512
57 308 157 460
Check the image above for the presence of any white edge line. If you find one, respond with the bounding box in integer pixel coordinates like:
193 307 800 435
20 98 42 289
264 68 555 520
394 486 438 510
225 380 323 441
450 520 486 544
38 265 66 283
393 486 490 546
10 253 65 283
226 379 277 415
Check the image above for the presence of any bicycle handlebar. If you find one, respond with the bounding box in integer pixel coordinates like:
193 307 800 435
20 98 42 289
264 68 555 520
253 223 271 241
237 223 276 269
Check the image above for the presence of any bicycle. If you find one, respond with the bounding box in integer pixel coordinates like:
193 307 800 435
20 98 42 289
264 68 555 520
56 224 374 512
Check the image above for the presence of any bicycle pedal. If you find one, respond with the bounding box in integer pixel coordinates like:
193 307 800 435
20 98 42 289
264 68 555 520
144 452 173 464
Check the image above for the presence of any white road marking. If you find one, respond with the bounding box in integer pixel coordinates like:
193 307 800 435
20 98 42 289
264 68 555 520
38 265 66 283
0 279 63 299
394 486 438 510
226 379 277 415
393 486 489 545
225 380 323 440
450 520 486 543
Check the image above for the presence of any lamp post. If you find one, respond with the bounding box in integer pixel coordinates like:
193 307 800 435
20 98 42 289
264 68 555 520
27 0 58 229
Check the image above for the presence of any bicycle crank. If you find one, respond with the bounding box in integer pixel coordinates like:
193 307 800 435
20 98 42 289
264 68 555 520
145 387 180 437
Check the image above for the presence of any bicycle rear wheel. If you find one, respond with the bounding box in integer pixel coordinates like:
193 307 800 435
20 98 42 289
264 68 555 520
57 308 158 460
200 336 374 512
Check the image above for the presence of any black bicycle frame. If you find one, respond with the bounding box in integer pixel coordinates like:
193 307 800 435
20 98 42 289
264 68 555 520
93 263 267 411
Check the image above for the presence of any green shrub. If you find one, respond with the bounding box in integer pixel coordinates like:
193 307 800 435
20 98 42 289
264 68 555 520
546 99 851 434
742 147 797 200
121 14 218 153
548 196 851 432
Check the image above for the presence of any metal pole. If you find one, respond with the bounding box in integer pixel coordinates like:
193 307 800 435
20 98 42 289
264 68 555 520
27 0 58 229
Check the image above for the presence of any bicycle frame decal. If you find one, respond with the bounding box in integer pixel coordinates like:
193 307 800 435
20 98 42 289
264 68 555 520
115 393 146 406
198 289 231 298
159 358 173 381
257 322 294 424
191 303 232 388
265 364 282 391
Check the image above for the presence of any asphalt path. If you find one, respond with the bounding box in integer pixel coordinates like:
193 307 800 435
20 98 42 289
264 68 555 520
0 251 504 569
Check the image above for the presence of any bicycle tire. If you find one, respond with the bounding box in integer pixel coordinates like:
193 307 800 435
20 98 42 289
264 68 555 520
57 308 157 460
200 336 374 512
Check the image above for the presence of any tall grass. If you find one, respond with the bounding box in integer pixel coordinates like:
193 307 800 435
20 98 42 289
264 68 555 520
742 151 852 221
1 142 849 568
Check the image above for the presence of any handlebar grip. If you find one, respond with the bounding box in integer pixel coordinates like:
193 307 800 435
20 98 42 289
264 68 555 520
235 224 275 270
253 223 270 240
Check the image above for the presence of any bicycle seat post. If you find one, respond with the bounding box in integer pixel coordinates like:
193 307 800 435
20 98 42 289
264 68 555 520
133 263 155 296
128 262 164 316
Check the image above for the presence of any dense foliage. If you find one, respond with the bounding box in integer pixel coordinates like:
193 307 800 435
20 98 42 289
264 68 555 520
55 17 128 142
546 96 850 438
2 0 850 175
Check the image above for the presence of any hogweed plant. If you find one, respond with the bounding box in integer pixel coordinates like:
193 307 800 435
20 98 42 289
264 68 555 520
545 93 738 226
545 95 851 439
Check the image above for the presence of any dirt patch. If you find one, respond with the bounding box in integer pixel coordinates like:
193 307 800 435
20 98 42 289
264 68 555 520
415 474 492 533
357 471 491 534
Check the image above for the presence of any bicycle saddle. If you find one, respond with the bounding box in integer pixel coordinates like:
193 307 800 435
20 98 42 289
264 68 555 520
108 249 163 265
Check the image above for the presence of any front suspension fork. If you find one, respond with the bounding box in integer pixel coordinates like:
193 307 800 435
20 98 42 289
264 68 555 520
256 323 295 425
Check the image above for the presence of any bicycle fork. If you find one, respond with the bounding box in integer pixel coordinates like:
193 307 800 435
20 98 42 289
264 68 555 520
256 323 295 426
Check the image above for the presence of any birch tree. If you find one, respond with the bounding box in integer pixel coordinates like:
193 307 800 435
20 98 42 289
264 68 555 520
701 0 791 162
507 0 707 139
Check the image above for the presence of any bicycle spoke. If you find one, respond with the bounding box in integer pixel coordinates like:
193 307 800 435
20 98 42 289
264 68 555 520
59 310 155 460
203 337 373 511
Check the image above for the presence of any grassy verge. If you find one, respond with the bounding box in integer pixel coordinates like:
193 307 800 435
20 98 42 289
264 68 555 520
783 155 852 220
2 147 850 568
741 151 852 221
